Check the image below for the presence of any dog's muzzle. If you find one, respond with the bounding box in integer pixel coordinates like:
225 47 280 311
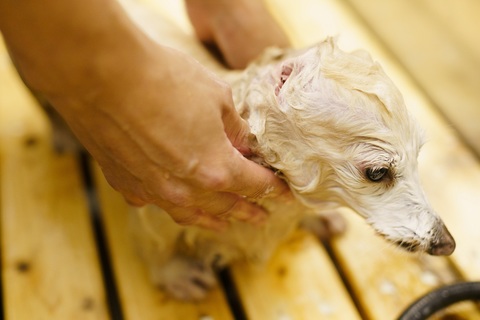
427 225 456 256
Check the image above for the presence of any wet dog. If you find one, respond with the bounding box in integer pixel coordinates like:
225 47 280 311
45 1 452 301
127 31 455 299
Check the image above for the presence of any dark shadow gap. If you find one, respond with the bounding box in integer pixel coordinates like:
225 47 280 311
322 240 369 320
79 152 124 320
0 269 4 320
0 171 4 320
219 269 248 320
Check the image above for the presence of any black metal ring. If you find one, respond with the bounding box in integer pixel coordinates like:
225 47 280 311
397 281 480 320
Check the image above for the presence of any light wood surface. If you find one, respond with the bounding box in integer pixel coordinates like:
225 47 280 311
333 211 480 319
0 37 49 150
0 40 109 319
345 0 480 157
231 231 361 320
420 0 480 59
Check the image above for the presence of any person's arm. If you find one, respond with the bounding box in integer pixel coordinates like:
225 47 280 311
0 0 288 230
185 0 290 69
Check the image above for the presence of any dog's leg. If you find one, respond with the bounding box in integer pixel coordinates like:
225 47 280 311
130 206 218 300
151 254 217 301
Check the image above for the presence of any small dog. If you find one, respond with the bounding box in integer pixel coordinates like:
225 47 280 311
122 3 457 295
48 1 457 301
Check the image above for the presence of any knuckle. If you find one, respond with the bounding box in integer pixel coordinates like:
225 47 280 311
142 177 190 207
216 205 236 220
161 187 195 207
197 168 232 191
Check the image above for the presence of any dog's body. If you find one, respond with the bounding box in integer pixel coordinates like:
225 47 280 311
57 1 458 300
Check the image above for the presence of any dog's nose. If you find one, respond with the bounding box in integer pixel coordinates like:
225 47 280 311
428 225 456 256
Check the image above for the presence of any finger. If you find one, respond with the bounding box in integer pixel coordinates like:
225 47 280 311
162 205 229 232
224 152 290 200
227 199 268 226
160 190 268 228
169 188 268 224
221 95 253 156
195 214 230 232
219 93 290 198
195 192 268 224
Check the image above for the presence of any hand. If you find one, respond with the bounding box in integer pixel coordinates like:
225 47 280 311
0 0 288 230
185 0 290 69
52 45 288 230
77 46 288 230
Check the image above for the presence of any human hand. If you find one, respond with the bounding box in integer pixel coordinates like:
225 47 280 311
61 46 288 230
0 0 288 230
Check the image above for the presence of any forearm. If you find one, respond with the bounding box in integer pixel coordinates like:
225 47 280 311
0 0 152 100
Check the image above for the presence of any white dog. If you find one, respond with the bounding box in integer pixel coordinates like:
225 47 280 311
126 29 456 299
44 1 455 301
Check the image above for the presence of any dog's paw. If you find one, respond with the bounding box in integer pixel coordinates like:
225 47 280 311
300 212 347 241
152 256 217 301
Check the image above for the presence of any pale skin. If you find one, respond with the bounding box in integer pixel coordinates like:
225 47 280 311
0 0 290 230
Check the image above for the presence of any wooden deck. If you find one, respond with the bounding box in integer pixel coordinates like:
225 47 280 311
1 0 480 319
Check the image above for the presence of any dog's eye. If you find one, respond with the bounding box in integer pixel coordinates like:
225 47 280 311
366 167 388 182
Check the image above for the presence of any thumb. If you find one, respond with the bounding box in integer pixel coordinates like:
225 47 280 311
225 150 290 199
220 97 290 199
222 101 254 156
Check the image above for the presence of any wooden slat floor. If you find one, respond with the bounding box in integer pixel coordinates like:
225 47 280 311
1 0 479 319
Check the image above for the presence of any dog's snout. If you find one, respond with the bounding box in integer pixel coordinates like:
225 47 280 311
428 225 456 256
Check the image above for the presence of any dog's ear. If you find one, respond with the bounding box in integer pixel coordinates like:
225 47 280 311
275 64 293 95
273 44 319 96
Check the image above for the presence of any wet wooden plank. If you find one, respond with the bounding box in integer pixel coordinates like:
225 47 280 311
0 38 109 320
92 163 235 320
231 231 361 320
333 211 480 319
0 37 48 148
1 149 110 320
345 0 480 156
408 72 480 283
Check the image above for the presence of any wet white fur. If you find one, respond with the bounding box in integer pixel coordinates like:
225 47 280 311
230 40 445 251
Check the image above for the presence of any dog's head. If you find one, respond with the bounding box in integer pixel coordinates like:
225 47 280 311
243 38 455 255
